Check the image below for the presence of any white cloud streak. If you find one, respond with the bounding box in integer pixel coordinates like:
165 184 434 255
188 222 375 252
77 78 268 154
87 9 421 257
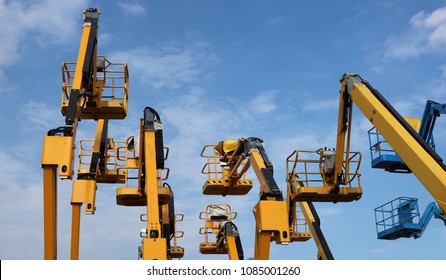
118 2 147 17
21 101 60 132
0 0 86 66
302 98 339 113
249 90 279 114
110 43 219 90
384 6 446 59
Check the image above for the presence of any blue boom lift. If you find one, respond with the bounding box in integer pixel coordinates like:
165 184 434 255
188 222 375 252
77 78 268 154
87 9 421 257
367 100 446 239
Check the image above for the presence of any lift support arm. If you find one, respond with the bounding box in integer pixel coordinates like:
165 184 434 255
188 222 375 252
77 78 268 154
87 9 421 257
415 202 446 238
419 100 446 149
340 73 446 215
244 138 284 200
298 202 334 260
140 107 167 260
41 9 100 260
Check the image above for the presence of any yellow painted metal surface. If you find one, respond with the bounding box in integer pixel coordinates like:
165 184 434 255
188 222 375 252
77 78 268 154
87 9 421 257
286 149 362 202
61 59 129 120
202 179 252 195
347 78 446 214
71 180 97 214
41 136 74 179
298 202 330 260
215 139 239 154
42 166 57 260
200 142 253 196
73 24 92 90
250 151 271 195
253 201 290 241
226 235 240 260
142 238 167 260
70 203 81 260
405 117 421 132
253 200 291 259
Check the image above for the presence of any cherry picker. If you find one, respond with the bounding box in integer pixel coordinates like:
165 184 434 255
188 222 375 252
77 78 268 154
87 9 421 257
115 107 184 260
41 8 129 259
337 73 446 240
200 137 332 260
41 9 183 260
199 204 244 260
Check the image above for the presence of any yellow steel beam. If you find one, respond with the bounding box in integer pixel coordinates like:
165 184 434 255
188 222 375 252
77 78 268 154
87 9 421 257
226 235 241 260
142 130 167 260
42 165 57 260
298 202 333 260
250 151 270 195
69 180 96 259
254 230 272 260
42 136 74 179
92 119 106 156
334 89 354 189
73 23 92 90
70 203 81 260
344 74 446 214
253 200 290 260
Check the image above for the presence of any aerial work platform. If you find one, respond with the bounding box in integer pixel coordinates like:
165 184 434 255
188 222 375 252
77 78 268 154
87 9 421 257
367 117 422 173
61 56 129 120
200 142 253 196
286 148 362 203
374 197 422 240
199 204 244 259
374 197 446 240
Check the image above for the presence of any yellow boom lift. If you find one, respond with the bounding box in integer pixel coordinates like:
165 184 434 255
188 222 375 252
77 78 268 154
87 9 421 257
41 9 183 260
41 8 128 259
115 107 184 260
337 73 446 216
285 72 363 203
336 73 446 240
200 137 332 259
199 204 244 260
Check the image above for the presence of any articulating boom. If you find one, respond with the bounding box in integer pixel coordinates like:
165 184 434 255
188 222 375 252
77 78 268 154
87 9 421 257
41 8 129 259
419 100 446 150
340 73 446 217
200 137 333 259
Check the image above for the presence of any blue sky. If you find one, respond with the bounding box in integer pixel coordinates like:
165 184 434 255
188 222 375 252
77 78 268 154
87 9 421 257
1 0 446 260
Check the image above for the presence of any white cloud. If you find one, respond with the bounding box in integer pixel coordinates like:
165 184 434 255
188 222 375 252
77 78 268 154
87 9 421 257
99 33 113 46
410 7 446 28
0 147 60 259
0 150 28 187
110 43 219 90
0 0 85 65
118 2 147 17
317 207 342 217
302 98 338 113
249 90 278 114
270 134 326 162
0 0 86 92
160 87 241 186
391 97 427 118
21 101 60 132
384 6 446 59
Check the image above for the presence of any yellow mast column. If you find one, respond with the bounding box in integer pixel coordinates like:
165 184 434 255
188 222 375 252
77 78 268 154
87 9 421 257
141 108 167 260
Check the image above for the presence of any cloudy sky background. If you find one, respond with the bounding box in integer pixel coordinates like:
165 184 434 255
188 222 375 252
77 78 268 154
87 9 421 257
1 0 446 260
